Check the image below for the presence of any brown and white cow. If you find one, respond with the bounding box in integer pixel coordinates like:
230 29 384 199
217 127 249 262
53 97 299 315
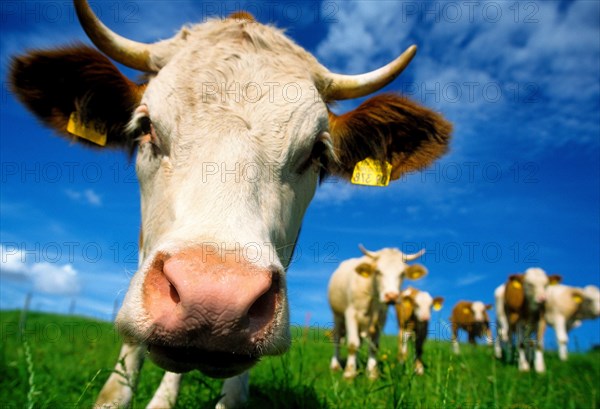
396 287 443 375
494 268 561 373
544 284 600 361
328 246 428 379
9 1 451 407
450 300 492 354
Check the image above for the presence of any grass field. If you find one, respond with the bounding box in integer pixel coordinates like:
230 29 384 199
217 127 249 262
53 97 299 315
1 310 599 409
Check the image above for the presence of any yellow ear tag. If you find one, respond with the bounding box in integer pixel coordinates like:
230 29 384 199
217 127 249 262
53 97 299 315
433 301 442 311
359 270 371 278
402 299 412 308
573 294 583 304
67 112 107 146
549 277 560 285
462 307 471 315
511 281 522 289
351 158 392 187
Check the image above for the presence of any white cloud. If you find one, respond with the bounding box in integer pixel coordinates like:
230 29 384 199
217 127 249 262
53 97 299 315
0 245 81 295
313 178 359 206
65 188 102 207
455 273 487 287
316 1 600 150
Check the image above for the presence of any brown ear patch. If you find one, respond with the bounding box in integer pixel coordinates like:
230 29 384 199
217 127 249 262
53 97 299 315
548 275 562 285
328 93 452 180
505 274 525 311
355 262 374 277
404 264 428 280
228 11 255 21
9 45 142 150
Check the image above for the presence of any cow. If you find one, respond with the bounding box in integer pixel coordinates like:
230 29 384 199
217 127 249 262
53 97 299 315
328 245 428 379
544 284 600 361
396 287 443 375
450 300 493 354
494 268 561 372
9 1 452 407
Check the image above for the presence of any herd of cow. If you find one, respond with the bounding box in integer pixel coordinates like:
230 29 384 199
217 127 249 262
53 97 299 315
7 1 599 408
327 246 600 378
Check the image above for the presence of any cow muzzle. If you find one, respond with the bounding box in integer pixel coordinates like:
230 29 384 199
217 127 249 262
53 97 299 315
137 247 283 375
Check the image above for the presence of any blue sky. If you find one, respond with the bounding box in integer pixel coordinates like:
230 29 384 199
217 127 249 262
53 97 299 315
1 1 599 351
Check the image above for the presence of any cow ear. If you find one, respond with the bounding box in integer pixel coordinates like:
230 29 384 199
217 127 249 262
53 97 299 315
548 275 562 285
571 290 584 305
9 45 143 150
508 274 524 289
404 264 428 280
485 304 493 310
355 262 375 277
327 93 452 180
432 297 444 311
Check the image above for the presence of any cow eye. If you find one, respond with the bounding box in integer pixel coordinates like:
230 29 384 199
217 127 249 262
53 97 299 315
297 133 331 175
134 116 161 153
138 116 152 136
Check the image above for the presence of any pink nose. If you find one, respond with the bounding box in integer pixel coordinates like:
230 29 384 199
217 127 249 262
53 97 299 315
143 248 278 348
384 292 400 304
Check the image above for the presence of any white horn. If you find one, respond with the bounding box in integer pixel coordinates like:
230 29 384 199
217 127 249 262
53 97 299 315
403 248 425 262
74 0 155 71
323 45 417 100
358 244 377 259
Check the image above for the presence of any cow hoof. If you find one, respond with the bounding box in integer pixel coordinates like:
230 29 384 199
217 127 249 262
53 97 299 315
368 369 379 381
343 370 357 380
518 364 530 372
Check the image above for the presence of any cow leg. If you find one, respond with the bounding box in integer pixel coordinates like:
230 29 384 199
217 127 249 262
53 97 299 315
216 372 249 409
366 331 380 380
146 372 182 409
534 319 546 373
398 328 410 363
343 308 360 379
451 324 460 355
495 313 509 359
516 325 530 372
554 315 569 361
95 343 145 408
330 313 344 371
485 326 493 346
413 321 428 376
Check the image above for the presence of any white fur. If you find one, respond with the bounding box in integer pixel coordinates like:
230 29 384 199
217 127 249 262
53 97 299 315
328 248 426 379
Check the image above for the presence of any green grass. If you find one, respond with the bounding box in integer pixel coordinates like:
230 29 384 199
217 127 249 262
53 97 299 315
1 310 599 408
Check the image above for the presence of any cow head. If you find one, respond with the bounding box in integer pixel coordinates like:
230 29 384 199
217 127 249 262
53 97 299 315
582 285 600 317
470 301 492 323
8 1 451 377
355 245 428 304
401 288 443 322
520 268 561 310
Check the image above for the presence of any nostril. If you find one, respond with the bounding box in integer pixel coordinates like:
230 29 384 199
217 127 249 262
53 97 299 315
169 282 180 304
248 273 279 333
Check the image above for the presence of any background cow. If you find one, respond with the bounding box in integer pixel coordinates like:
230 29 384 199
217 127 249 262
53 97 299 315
494 268 561 372
450 300 492 354
328 245 427 379
396 287 443 375
9 0 451 407
544 284 600 361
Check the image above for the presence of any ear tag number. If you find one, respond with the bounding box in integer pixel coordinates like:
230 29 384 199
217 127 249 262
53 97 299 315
351 158 392 187
67 112 107 146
